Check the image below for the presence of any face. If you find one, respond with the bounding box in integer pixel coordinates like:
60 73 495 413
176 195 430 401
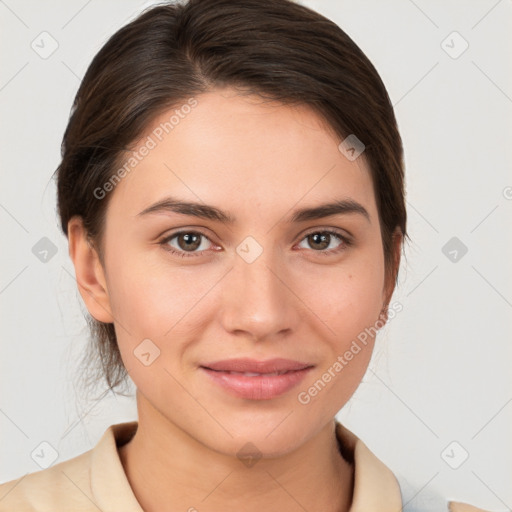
72 87 397 457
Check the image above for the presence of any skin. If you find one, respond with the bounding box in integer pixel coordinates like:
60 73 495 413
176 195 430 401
68 87 401 512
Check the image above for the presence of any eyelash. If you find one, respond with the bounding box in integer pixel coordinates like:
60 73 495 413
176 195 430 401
159 229 352 259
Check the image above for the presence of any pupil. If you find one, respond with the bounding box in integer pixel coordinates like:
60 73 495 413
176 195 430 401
179 233 200 251
310 233 329 250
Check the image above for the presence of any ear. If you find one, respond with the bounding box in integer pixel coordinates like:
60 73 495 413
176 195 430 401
380 228 403 324
67 216 114 323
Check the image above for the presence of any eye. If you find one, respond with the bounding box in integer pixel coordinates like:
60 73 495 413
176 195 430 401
296 229 351 256
160 231 215 258
159 228 352 259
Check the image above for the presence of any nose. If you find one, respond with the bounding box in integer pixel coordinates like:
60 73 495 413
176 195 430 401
219 243 300 342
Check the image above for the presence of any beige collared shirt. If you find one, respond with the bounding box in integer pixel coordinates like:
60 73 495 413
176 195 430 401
0 421 491 511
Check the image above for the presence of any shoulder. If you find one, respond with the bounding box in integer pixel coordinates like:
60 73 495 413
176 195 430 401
0 449 94 511
335 421 496 512
395 472 496 512
448 504 498 512
0 421 139 512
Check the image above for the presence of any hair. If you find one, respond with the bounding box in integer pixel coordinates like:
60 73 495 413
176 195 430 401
55 0 408 397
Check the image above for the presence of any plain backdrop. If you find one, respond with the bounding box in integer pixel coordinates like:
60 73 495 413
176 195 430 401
0 0 511 510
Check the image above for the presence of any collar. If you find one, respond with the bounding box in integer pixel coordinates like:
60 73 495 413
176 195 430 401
335 421 403 511
90 420 403 511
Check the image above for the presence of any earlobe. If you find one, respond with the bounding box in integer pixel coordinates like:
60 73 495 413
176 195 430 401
67 216 114 323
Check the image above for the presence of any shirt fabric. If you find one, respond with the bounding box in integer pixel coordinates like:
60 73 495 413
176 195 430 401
0 420 492 512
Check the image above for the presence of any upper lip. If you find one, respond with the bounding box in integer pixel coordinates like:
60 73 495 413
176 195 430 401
201 358 313 374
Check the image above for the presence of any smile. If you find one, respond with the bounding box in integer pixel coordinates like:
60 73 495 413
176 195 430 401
200 358 314 400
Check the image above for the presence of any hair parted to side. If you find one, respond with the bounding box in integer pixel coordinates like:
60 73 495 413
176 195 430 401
55 0 408 398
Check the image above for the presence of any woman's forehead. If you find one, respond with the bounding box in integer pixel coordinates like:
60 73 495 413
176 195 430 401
109 89 376 219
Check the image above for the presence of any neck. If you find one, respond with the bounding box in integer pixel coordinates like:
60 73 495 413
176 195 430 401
118 391 354 512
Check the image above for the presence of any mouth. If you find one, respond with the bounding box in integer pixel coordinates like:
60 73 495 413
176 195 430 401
200 358 314 400
207 370 296 376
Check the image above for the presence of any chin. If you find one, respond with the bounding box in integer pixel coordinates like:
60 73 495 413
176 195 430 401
206 429 304 460
195 411 315 458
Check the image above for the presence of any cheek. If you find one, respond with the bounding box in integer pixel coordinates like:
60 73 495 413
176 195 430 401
300 247 385 385
105 248 217 354
331 274 384 338
307 250 385 338
295 263 384 415
105 238 183 326
105 262 197 393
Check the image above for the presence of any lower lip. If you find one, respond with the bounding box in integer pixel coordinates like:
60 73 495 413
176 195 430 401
200 367 313 400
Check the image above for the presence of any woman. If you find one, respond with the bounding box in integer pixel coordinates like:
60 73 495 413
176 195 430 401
0 0 490 510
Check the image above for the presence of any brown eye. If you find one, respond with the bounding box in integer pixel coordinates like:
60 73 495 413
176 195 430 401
307 232 331 250
161 231 213 257
176 232 202 251
297 230 350 256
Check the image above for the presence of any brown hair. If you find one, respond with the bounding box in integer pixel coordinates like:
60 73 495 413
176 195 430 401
55 0 407 396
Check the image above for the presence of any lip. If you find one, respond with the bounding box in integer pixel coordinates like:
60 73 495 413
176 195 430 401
200 358 314 400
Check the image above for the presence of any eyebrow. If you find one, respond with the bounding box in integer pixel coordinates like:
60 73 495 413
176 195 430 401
137 196 370 224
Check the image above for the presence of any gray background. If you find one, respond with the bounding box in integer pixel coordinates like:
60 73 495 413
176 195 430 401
1 0 511 509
